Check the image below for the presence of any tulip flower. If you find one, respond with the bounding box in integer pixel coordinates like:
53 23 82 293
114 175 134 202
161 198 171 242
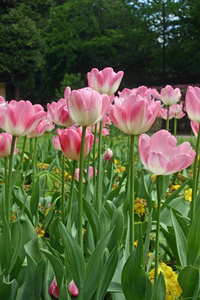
1 100 46 136
44 112 55 132
67 87 110 127
75 166 97 182
160 85 181 106
131 86 160 102
185 86 200 123
53 136 62 151
47 98 75 127
185 86 200 222
64 86 71 100
158 107 174 120
87 67 124 96
0 133 18 158
170 103 185 119
57 126 94 161
27 118 48 138
139 130 195 176
49 277 59 298
191 120 199 137
103 148 113 161
69 280 78 297
0 101 7 127
109 93 161 135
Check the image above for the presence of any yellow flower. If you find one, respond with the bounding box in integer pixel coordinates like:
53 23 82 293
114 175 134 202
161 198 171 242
37 163 49 170
114 159 119 165
151 174 156 182
149 262 182 300
134 203 145 215
171 185 180 191
35 224 45 238
184 188 192 202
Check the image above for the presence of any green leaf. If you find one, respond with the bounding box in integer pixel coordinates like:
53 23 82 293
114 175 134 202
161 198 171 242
41 248 63 290
83 198 101 244
107 205 124 252
187 207 200 267
121 226 146 300
170 209 187 268
94 246 119 300
42 197 59 231
30 178 40 216
150 272 166 300
83 228 114 300
178 265 199 299
0 275 18 300
60 222 85 289
0 217 12 273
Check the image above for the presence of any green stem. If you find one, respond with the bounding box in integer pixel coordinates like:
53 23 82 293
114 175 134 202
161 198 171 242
78 126 86 250
4 157 8 193
22 138 33 186
191 129 200 223
32 137 38 185
130 134 135 253
61 153 65 223
67 160 77 229
12 136 27 189
95 120 103 214
155 117 159 132
7 135 17 221
174 117 177 137
166 105 170 131
93 124 97 186
155 175 161 285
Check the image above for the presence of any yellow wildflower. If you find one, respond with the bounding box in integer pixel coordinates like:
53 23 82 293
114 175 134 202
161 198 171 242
35 224 45 238
171 185 180 191
37 163 49 170
184 188 192 202
134 203 145 215
151 174 156 182
134 240 138 247
114 159 119 165
149 262 182 300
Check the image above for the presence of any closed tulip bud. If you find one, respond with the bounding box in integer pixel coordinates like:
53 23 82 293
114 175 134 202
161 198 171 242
0 133 18 158
49 277 59 299
160 85 181 106
69 280 78 297
47 98 75 127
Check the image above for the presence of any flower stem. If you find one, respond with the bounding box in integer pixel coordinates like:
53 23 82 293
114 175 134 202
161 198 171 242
155 175 161 285
7 135 17 221
32 137 38 185
166 105 170 131
174 117 177 137
95 120 103 214
67 160 77 229
78 126 86 250
61 153 65 223
93 124 97 186
22 138 33 186
191 129 200 223
130 134 135 253
12 135 27 189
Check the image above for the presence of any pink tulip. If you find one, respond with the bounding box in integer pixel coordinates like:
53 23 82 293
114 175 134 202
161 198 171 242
49 277 60 298
139 130 195 175
44 112 55 132
131 86 160 102
170 103 185 119
109 93 161 135
185 86 200 123
57 126 94 161
75 166 97 182
0 101 7 127
1 100 46 136
191 120 199 137
53 136 62 151
0 96 5 103
69 280 78 297
157 107 174 120
47 98 75 127
67 87 110 127
27 117 48 138
0 133 18 158
160 85 181 106
103 148 113 161
87 67 124 96
64 86 71 100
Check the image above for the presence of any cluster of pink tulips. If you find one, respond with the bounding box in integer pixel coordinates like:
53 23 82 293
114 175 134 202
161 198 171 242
1 66 200 299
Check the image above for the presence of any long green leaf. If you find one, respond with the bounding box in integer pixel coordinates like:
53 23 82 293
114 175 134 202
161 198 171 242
170 209 187 268
60 222 85 289
83 198 101 244
178 265 199 299
187 207 200 267
150 272 166 300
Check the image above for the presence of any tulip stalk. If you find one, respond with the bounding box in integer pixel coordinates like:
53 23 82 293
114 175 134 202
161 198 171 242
93 124 97 186
174 117 177 137
32 137 38 185
67 160 77 229
61 153 65 223
95 120 103 214
7 135 17 221
22 138 33 186
166 105 170 131
78 126 87 250
12 136 27 189
155 175 162 285
130 134 135 253
191 129 200 223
